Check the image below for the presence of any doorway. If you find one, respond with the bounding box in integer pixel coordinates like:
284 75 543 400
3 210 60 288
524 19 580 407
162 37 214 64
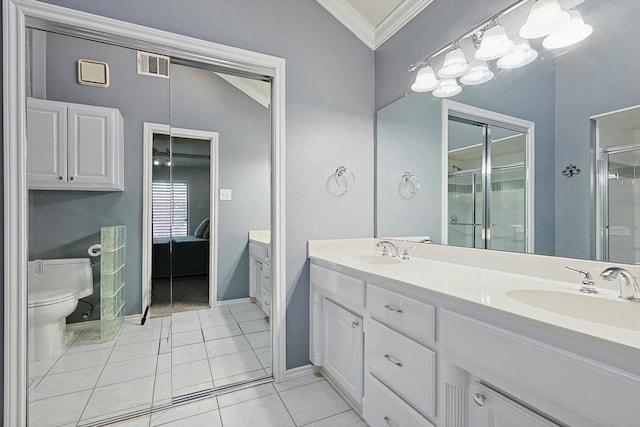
142 125 218 318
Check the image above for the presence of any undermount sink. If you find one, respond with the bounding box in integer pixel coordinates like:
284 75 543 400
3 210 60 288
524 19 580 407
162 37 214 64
346 254 402 266
506 290 640 332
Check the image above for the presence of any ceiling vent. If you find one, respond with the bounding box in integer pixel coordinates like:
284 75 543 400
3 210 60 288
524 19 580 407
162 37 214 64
137 51 170 79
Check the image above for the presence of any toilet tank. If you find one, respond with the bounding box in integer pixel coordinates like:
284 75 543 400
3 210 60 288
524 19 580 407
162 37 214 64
28 258 94 300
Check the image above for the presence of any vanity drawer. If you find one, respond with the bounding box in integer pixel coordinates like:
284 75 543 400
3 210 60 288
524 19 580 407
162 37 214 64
364 374 435 427
366 318 436 419
310 264 365 309
367 284 435 346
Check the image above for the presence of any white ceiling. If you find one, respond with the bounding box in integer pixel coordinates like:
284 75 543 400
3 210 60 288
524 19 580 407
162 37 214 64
316 0 434 50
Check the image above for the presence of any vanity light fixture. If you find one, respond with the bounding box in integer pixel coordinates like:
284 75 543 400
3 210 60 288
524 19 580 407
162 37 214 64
460 60 494 85
519 0 570 39
411 65 440 92
433 79 462 98
474 23 514 61
542 10 593 49
438 45 471 78
497 37 538 69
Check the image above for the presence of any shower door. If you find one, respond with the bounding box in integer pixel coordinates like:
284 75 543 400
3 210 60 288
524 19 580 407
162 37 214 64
601 148 640 264
447 116 528 252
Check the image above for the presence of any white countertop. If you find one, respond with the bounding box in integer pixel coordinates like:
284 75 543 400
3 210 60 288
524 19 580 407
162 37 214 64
308 239 640 354
249 230 271 245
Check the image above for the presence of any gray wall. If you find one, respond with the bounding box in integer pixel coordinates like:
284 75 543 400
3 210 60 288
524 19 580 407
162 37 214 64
30 0 375 370
376 96 442 240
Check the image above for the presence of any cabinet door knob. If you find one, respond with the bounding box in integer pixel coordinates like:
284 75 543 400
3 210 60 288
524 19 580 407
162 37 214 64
58 176 63 180
473 392 486 406
351 320 359 328
384 354 403 367
69 176 74 181
383 416 397 427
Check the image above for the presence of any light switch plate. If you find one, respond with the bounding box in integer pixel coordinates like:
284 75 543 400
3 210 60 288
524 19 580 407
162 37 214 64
220 189 232 201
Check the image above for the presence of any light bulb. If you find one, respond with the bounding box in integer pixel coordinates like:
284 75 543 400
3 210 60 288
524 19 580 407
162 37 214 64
153 158 160 166
497 37 538 69
475 24 514 61
542 10 593 49
433 79 461 98
519 0 570 39
411 65 440 92
460 61 494 85
438 47 470 78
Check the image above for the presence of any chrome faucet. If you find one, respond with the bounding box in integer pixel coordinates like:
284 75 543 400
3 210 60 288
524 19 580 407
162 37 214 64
376 240 399 257
565 266 597 294
600 267 640 302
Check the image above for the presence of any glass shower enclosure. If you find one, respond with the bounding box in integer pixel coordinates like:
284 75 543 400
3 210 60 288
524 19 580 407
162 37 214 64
447 116 528 253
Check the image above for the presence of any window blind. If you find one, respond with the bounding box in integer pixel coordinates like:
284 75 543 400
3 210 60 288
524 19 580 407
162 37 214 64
152 181 189 238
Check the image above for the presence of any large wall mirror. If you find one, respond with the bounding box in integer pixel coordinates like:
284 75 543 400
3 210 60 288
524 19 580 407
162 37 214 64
376 0 640 264
4 1 284 425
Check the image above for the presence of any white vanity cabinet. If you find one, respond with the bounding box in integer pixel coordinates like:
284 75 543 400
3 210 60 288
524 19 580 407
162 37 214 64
249 241 270 317
364 283 437 426
27 97 124 191
322 298 364 404
472 383 560 427
310 264 365 407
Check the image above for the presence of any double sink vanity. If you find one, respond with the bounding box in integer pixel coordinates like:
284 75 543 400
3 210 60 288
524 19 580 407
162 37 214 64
308 238 640 427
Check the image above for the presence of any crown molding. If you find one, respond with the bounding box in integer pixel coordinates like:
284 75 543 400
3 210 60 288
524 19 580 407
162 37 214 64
316 0 434 50
316 0 376 49
375 0 435 49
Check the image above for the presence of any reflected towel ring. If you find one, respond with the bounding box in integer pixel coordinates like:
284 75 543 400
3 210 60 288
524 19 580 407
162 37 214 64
335 166 356 190
401 172 420 194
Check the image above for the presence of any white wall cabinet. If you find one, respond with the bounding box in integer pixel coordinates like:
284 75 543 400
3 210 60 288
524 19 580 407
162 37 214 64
27 97 124 191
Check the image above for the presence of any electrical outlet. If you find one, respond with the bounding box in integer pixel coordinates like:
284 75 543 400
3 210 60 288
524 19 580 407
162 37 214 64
220 189 232 201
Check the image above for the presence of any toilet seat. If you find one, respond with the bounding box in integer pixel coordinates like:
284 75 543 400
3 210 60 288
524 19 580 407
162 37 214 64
28 290 78 309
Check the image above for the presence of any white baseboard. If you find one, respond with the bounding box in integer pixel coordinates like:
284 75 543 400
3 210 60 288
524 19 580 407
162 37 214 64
283 364 320 381
217 297 252 306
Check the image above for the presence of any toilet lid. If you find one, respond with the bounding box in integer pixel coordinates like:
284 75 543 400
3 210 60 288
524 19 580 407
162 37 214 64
28 289 78 308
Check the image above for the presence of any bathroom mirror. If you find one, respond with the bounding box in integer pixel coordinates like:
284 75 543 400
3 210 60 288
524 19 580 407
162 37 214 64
376 0 640 263
25 26 273 424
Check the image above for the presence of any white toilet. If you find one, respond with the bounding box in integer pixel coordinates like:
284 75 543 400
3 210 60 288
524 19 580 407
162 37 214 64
28 258 94 362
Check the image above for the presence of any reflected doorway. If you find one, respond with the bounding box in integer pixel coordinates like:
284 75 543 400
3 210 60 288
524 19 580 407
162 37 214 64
595 105 640 264
142 124 218 319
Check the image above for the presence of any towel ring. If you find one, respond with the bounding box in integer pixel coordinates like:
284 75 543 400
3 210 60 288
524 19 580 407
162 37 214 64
335 166 356 191
401 172 420 194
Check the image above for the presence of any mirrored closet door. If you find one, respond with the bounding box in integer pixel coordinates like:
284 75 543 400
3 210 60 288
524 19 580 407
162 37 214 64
25 26 273 426
167 62 273 398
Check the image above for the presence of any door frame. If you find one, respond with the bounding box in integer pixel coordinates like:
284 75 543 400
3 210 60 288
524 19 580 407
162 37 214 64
3 1 286 425
142 123 219 313
441 100 536 252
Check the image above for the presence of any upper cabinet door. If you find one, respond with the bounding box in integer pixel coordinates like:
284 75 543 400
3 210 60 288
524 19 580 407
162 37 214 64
67 104 122 190
27 98 68 185
26 97 124 191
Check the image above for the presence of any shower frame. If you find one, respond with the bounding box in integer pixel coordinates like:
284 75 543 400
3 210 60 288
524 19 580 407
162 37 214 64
441 100 535 252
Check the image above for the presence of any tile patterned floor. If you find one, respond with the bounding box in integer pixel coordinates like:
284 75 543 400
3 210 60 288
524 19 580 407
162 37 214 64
28 301 275 426
110 373 367 427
